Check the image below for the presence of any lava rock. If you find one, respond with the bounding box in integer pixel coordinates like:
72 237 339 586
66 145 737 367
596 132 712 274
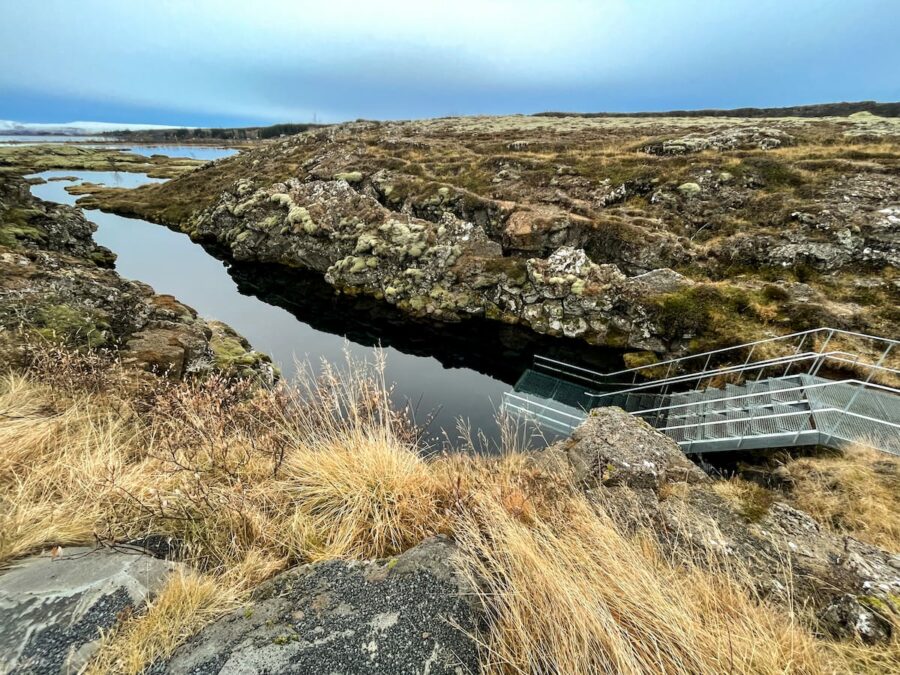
153 536 479 674
0 547 178 674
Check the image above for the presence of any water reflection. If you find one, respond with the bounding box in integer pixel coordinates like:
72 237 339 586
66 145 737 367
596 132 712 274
28 166 624 449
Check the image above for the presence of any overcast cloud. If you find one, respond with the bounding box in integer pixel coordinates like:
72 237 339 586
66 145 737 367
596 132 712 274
2 0 898 125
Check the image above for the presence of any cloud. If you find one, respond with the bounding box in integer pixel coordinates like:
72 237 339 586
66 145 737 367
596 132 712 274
1 0 898 124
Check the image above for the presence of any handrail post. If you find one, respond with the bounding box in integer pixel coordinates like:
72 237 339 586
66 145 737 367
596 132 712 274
810 329 835 378
784 333 808 377
823 344 892 446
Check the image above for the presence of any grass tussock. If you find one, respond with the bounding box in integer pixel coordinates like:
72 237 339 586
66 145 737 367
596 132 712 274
85 571 228 675
455 485 823 675
783 445 900 552
0 347 896 673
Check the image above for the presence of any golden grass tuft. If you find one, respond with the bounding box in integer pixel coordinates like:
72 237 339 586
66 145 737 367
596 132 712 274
783 444 900 552
85 571 230 675
455 483 824 675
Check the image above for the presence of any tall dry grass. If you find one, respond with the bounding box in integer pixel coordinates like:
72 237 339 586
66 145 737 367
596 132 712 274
783 445 899 552
0 347 895 673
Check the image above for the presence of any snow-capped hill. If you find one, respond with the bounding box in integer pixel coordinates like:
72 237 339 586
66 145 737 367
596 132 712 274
0 120 187 135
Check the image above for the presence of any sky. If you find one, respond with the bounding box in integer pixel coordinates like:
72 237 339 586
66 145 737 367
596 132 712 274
2 0 899 127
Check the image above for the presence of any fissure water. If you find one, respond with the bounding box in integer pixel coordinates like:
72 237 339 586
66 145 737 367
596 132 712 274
29 147 623 449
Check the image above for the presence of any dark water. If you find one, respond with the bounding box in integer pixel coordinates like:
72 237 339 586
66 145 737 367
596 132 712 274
28 153 623 449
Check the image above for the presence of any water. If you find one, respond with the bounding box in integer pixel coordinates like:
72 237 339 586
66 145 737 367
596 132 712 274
28 159 623 449
118 146 237 161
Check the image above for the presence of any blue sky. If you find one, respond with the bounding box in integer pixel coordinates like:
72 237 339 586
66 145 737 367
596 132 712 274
2 0 898 126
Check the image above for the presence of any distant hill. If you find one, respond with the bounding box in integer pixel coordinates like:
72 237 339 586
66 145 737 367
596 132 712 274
534 100 900 119
0 120 181 136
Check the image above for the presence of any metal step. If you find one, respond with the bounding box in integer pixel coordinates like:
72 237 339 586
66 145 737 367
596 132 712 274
508 336 900 455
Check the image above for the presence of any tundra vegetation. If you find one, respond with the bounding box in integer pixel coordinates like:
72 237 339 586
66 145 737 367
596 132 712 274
71 113 900 356
0 347 897 674
1 111 899 673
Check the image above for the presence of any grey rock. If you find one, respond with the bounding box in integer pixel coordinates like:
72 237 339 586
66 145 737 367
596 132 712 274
643 127 794 155
0 547 178 674
559 407 707 491
155 536 479 674
818 594 894 645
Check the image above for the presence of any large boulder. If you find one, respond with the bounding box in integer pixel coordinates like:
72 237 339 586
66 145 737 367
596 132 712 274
154 536 479 674
558 409 900 644
560 407 707 491
0 547 178 674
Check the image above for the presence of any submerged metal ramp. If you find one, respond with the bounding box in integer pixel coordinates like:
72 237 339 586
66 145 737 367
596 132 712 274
503 328 900 455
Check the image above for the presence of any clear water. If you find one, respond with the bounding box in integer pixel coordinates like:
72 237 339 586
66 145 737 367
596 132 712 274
118 145 238 161
28 165 622 449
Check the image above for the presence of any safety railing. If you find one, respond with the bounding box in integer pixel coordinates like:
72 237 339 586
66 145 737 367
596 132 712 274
584 351 900 403
501 392 585 435
534 328 898 386
632 377 900 455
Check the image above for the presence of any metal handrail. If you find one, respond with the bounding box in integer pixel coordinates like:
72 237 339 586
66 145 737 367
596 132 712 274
584 351 900 401
662 406 900 433
534 327 898 381
633 378 900 417
501 393 586 422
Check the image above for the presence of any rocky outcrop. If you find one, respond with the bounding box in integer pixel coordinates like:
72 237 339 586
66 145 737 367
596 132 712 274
0 547 178 674
187 177 695 351
560 407 708 490
718 172 900 272
555 408 900 644
153 537 479 675
76 114 899 349
642 126 794 155
0 175 273 381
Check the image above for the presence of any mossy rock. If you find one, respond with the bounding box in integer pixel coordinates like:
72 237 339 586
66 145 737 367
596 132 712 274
33 303 109 348
208 321 274 378
334 171 363 184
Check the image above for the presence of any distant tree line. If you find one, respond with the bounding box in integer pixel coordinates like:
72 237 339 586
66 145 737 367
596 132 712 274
105 122 327 142
535 101 900 119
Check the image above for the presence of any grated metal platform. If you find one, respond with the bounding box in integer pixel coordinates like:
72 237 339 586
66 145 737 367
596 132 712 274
503 328 900 455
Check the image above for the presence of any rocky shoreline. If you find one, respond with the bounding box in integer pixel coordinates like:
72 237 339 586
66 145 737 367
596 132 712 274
75 114 899 357
0 174 273 381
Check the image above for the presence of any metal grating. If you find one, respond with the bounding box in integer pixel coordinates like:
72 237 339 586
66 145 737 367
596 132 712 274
504 329 900 455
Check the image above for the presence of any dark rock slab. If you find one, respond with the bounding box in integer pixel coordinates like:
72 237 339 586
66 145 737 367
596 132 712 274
155 536 479 675
0 547 178 674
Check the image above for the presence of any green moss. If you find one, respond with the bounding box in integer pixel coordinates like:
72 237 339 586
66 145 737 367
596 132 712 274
734 482 776 523
89 248 117 267
0 207 47 247
287 205 316 233
209 329 271 375
334 171 363 183
737 157 805 189
482 257 528 286
859 594 900 616
33 304 109 348
650 285 756 346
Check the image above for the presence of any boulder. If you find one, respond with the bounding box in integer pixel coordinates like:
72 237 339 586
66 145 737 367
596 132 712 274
0 547 178 674
154 536 479 674
560 407 707 491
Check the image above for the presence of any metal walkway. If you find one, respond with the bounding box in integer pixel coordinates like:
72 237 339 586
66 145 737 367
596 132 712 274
503 328 900 455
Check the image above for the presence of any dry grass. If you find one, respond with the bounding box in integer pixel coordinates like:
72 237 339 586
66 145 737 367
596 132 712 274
783 445 900 552
1 348 897 673
85 571 229 675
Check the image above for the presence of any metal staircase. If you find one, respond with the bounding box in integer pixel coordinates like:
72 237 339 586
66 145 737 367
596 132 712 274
503 328 900 455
